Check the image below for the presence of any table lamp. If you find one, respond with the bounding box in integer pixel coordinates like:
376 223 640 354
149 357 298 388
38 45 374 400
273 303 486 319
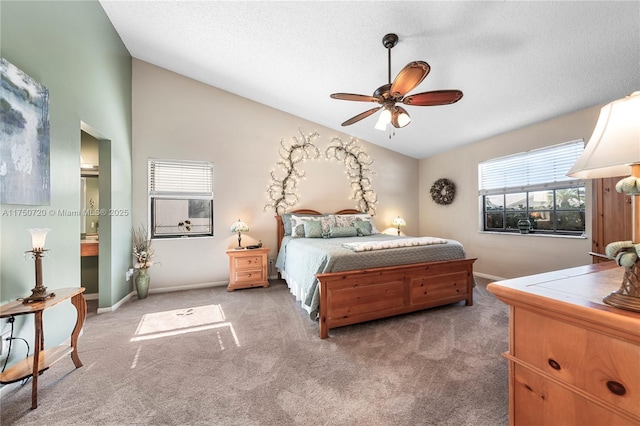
392 216 406 236
230 220 249 249
23 228 56 304
567 91 640 312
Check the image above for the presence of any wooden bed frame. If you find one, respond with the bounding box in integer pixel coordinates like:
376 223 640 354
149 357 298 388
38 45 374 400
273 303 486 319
276 209 476 338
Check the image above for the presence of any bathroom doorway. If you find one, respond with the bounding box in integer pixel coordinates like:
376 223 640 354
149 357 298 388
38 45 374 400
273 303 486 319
81 130 100 299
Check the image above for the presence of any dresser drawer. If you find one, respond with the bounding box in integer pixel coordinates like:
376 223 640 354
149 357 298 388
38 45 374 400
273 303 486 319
513 363 638 426
233 255 263 270
513 308 639 417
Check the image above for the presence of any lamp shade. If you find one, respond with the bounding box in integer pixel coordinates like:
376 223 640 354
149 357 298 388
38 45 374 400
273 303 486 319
392 106 411 128
392 217 406 227
28 228 50 250
230 220 249 233
567 91 640 179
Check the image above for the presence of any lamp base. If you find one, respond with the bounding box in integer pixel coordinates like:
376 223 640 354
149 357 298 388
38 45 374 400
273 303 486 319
22 286 55 304
603 262 640 313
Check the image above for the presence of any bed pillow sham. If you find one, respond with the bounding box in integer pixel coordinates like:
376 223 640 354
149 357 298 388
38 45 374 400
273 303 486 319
335 214 380 234
290 214 336 238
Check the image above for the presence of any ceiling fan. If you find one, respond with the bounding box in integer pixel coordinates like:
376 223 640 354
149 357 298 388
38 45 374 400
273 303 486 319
330 33 463 130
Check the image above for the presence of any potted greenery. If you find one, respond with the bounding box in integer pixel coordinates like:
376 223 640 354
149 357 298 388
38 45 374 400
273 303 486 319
132 225 155 299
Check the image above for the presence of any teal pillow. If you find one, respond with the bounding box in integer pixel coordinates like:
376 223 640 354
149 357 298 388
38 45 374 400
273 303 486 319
329 226 358 238
303 220 323 238
282 213 293 235
354 220 372 236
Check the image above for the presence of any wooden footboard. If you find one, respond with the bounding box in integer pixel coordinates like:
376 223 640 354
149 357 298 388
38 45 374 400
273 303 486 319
316 258 476 338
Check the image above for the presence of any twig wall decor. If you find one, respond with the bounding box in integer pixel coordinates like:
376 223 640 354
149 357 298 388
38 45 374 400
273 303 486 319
264 129 320 214
326 137 377 215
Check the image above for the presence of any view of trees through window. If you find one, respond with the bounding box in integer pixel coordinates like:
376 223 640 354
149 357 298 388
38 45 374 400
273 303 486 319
483 187 585 234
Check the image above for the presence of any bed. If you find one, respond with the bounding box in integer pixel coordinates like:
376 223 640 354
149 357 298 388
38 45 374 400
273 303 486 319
275 209 476 338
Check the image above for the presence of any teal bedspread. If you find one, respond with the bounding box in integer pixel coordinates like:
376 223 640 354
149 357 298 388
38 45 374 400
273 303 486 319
275 234 468 319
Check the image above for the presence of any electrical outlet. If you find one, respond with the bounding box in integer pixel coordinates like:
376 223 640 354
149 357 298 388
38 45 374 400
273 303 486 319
0 331 10 356
125 268 134 281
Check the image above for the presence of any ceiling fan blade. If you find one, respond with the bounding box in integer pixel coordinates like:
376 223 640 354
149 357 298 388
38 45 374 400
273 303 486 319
402 90 463 106
390 61 430 98
341 106 382 126
330 93 380 103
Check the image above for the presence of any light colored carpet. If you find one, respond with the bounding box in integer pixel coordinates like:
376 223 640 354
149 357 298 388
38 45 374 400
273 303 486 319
0 277 509 425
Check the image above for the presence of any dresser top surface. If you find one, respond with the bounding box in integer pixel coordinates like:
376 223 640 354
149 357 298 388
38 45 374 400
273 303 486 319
487 263 640 338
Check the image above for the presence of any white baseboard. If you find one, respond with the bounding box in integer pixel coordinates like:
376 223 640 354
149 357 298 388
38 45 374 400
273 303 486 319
474 272 507 282
147 280 227 294
84 293 98 301
96 291 136 314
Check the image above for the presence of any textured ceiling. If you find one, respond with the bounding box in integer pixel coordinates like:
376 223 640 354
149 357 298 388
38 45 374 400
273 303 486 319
99 1 640 159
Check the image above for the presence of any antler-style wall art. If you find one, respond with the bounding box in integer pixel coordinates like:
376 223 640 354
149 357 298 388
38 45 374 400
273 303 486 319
264 131 378 215
264 129 320 214
325 137 377 215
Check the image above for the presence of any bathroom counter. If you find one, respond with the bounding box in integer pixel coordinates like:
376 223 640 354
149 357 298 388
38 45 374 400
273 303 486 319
80 240 98 257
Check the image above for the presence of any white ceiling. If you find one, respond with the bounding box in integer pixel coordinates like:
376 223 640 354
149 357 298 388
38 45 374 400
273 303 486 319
99 1 640 159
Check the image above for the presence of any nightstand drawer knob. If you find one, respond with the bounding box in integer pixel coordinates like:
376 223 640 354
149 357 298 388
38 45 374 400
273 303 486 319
548 358 561 370
606 380 626 396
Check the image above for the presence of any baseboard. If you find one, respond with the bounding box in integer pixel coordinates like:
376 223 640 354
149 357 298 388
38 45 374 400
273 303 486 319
474 272 506 282
147 280 227 294
84 293 98 301
96 291 136 314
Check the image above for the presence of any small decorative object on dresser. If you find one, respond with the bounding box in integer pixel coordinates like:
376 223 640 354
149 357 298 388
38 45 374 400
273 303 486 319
226 247 269 291
488 263 640 425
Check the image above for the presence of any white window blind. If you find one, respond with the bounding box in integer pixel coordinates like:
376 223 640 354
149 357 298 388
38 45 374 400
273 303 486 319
478 140 585 196
149 159 213 198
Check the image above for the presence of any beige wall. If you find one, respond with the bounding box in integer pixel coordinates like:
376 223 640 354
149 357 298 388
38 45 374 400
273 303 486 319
419 106 602 280
132 60 419 290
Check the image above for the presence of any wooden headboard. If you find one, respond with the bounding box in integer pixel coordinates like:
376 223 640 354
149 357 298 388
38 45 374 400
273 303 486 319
275 209 361 253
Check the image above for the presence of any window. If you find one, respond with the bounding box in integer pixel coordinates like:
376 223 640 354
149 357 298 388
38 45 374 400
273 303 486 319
479 140 585 235
149 159 214 238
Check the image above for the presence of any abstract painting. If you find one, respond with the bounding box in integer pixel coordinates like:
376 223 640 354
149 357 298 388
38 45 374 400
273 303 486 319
0 58 50 205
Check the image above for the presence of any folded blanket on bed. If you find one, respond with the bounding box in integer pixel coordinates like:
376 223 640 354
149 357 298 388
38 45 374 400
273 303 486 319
342 237 448 252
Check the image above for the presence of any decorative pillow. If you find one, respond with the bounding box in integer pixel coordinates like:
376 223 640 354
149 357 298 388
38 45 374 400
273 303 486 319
329 226 358 238
303 220 323 238
282 213 294 235
336 214 380 234
354 220 372 236
290 215 314 238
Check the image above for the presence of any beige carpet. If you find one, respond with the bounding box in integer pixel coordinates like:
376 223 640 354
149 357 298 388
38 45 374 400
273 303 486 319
0 277 509 425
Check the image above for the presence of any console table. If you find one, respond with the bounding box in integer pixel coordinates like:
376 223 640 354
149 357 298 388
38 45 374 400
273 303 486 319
0 287 86 409
488 263 640 425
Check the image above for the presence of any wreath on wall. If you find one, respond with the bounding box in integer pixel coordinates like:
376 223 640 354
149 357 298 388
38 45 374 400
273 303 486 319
430 178 456 205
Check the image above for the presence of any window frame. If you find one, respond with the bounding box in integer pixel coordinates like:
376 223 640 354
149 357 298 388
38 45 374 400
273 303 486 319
479 140 586 236
148 159 214 239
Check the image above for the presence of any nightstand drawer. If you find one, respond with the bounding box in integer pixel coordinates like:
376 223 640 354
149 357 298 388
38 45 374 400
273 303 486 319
233 255 263 270
234 269 264 283
513 308 639 417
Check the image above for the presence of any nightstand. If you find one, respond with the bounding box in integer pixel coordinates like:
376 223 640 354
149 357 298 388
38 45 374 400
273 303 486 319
226 247 269 291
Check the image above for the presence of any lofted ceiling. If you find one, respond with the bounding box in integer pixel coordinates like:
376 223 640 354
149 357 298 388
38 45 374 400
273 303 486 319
99 1 640 159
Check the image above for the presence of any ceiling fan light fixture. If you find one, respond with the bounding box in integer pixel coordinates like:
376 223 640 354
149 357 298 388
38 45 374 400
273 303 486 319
375 108 392 130
392 106 411 128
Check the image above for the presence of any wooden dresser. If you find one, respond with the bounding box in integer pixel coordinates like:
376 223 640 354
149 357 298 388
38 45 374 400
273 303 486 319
226 248 269 291
487 263 640 426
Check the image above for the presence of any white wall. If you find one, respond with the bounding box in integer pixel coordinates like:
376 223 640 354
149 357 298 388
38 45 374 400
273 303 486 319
419 106 602 279
132 60 420 290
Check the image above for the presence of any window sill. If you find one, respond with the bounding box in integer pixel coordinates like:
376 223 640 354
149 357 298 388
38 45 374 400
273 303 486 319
479 231 587 239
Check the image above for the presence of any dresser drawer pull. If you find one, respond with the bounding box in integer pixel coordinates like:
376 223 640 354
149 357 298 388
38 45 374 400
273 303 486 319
606 380 626 396
548 358 561 370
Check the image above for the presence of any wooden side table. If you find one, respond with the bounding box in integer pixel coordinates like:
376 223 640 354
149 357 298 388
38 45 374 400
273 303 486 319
226 248 269 291
0 287 87 409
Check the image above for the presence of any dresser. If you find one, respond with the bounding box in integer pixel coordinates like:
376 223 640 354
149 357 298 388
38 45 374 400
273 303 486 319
487 263 640 426
226 247 269 291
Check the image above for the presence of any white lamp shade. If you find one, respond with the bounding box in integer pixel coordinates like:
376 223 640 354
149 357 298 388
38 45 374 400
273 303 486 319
28 228 50 250
392 106 411 128
567 91 640 179
230 220 249 233
392 217 406 227
375 108 392 130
